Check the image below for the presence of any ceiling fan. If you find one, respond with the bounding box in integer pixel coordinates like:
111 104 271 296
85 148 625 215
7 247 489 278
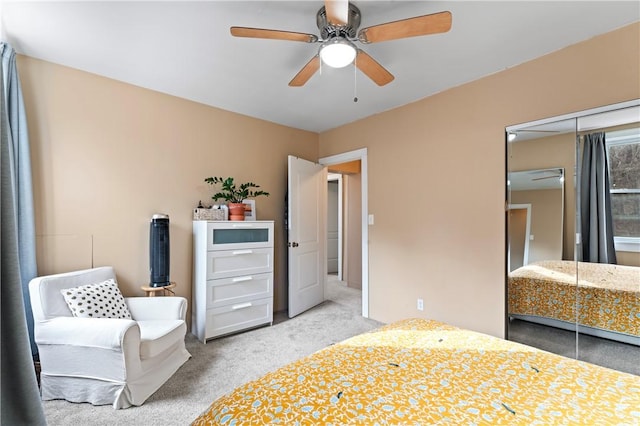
532 175 563 181
230 0 452 87
531 169 564 181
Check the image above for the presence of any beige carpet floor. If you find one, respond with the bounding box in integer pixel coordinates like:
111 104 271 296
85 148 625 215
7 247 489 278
42 278 382 425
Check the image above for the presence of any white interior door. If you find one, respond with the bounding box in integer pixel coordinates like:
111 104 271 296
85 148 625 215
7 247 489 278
288 155 327 318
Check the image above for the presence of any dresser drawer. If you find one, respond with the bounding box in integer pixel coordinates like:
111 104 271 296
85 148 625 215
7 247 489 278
206 248 273 280
193 220 275 343
205 297 272 339
206 273 272 308
207 221 273 251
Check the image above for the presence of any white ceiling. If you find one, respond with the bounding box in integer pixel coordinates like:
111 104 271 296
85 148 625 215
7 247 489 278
509 168 564 191
2 1 638 133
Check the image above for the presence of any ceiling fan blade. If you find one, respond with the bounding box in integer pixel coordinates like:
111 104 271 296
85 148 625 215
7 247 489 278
358 11 452 44
532 175 562 181
324 0 349 26
231 27 318 43
355 50 394 86
289 56 321 87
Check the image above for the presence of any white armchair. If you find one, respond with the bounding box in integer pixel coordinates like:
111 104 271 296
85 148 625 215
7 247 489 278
29 266 191 409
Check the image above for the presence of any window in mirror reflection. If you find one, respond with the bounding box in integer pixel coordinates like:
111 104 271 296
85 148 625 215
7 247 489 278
606 127 640 250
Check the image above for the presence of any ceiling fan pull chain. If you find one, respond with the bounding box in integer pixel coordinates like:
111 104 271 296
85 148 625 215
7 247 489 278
353 56 358 103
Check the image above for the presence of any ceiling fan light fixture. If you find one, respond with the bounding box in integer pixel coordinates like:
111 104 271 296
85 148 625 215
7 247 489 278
319 37 356 68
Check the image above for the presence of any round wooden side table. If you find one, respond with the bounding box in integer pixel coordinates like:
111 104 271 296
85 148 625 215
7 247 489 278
140 282 176 297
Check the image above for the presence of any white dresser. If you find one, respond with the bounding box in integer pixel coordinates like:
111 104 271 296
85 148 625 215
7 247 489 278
192 220 274 343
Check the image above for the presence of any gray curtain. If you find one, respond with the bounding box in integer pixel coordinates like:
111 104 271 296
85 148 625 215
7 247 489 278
1 42 47 425
1 43 38 355
578 132 617 264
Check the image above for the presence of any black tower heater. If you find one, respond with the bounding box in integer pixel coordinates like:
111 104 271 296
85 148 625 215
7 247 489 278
149 214 170 287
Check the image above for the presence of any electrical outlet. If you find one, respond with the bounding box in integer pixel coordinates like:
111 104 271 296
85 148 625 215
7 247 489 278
417 298 424 311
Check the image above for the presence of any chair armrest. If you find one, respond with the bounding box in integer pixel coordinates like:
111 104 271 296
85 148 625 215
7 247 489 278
125 296 187 321
35 317 138 350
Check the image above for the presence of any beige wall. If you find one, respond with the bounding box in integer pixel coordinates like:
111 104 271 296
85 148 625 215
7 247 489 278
18 23 639 339
511 189 564 263
617 251 640 266
319 23 640 337
18 56 318 316
343 174 362 289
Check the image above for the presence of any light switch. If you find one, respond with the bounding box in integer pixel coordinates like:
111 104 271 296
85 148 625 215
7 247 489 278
368 214 374 225
529 235 535 240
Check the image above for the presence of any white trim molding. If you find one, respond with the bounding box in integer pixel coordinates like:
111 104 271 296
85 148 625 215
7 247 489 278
614 237 640 253
320 148 369 318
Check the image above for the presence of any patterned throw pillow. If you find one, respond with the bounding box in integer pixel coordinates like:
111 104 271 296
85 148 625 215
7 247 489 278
60 278 132 319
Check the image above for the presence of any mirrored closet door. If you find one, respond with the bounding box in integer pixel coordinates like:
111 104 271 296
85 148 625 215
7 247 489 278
506 100 640 375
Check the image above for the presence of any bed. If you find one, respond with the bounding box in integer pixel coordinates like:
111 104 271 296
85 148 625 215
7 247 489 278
192 318 640 425
508 260 639 345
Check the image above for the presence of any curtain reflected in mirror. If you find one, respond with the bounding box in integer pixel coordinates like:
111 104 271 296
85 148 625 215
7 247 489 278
575 111 640 371
506 101 640 375
577 131 617 264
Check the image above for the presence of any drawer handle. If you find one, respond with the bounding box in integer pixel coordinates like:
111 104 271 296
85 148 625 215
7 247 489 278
232 249 253 255
232 302 252 310
232 276 253 282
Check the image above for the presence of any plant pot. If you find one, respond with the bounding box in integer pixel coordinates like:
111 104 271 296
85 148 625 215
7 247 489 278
228 203 245 221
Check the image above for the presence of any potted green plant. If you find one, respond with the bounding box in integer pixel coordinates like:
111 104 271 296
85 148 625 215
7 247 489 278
204 176 269 221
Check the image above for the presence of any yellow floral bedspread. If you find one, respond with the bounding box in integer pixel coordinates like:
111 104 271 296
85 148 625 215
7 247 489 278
508 260 639 337
192 318 640 425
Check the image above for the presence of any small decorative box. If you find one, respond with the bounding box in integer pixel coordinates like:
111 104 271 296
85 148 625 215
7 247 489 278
193 208 225 221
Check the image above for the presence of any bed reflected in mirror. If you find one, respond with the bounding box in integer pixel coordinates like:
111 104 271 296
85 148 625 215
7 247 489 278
506 116 578 359
574 110 640 371
506 100 640 375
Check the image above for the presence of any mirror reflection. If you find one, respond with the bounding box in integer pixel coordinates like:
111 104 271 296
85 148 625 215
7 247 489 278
508 168 564 271
575 112 640 370
506 102 640 375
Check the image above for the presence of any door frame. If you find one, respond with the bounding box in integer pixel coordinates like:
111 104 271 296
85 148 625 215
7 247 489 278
507 203 531 271
319 148 369 318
